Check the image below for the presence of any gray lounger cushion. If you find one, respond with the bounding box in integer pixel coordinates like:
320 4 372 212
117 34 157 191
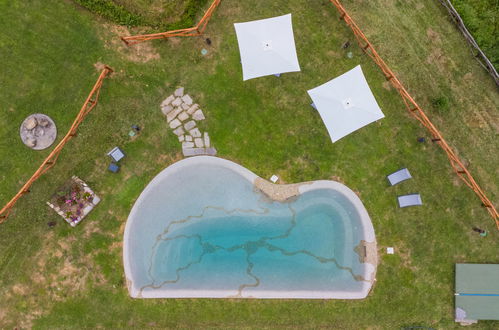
387 168 412 186
398 194 422 208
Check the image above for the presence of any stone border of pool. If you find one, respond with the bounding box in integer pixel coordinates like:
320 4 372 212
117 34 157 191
124 156 377 299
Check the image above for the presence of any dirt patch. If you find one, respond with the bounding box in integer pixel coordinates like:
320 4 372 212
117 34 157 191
11 284 28 295
426 28 442 44
327 50 341 58
101 24 160 63
382 81 392 91
94 61 107 72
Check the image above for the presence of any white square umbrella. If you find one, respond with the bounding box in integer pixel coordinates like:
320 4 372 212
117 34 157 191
307 65 385 142
234 14 301 81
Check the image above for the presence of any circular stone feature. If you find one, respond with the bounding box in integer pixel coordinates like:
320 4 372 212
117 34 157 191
20 114 57 150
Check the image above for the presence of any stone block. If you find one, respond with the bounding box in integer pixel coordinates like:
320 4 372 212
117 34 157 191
185 135 193 142
182 147 205 157
187 104 199 115
194 138 204 148
192 109 205 121
189 128 201 137
172 97 182 107
178 111 189 121
203 132 210 147
169 119 181 129
181 103 190 110
161 105 173 116
174 87 184 97
205 147 217 156
173 127 184 136
181 94 193 105
166 107 182 122
184 120 196 131
178 135 185 142
25 117 37 130
182 141 194 148
161 95 175 107
182 147 217 157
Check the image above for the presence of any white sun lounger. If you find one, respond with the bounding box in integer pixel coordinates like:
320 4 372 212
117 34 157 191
398 194 422 208
387 168 412 186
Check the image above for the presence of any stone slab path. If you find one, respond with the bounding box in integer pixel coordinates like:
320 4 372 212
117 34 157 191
160 87 216 157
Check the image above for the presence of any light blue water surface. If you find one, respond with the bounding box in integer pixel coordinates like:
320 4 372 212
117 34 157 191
126 163 368 296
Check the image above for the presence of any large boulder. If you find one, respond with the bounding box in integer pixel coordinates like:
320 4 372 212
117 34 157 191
24 117 37 130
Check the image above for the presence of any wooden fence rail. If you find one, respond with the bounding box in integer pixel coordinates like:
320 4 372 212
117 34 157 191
329 0 498 229
0 66 113 223
437 0 499 86
121 0 221 45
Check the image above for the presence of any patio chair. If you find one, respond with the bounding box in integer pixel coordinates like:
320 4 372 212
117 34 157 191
397 194 422 208
107 147 125 162
387 168 412 186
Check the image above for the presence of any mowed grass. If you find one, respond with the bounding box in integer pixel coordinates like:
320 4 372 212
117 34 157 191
0 0 498 328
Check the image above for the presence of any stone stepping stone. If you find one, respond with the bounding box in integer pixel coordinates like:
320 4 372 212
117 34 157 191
184 120 196 131
167 107 182 122
173 127 184 136
161 105 173 116
182 141 194 148
189 128 201 137
187 104 199 115
174 87 184 97
172 97 182 107
192 109 205 121
194 138 204 148
161 95 175 107
181 94 193 105
169 119 181 129
204 132 210 147
178 111 189 121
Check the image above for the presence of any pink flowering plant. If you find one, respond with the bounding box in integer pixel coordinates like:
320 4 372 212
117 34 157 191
50 178 94 222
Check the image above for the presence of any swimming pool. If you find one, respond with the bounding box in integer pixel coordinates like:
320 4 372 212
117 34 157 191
123 156 377 299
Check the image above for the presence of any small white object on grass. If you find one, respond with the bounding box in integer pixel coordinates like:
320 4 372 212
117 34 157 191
270 175 279 183
386 247 394 254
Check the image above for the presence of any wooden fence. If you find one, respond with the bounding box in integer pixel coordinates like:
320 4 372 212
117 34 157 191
329 0 498 228
0 66 113 223
121 0 221 45
437 0 499 86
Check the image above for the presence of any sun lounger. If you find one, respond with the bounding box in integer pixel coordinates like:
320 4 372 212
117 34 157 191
387 168 412 186
397 194 422 208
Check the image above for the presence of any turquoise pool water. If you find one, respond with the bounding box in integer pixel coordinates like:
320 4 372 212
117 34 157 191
124 157 376 299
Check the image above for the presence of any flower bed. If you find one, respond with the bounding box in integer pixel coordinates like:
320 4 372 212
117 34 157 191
46 176 100 227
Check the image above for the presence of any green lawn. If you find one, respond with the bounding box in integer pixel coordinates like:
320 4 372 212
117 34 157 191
0 0 498 328
450 0 499 70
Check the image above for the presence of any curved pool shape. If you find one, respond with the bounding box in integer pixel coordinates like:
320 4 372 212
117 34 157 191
124 156 377 299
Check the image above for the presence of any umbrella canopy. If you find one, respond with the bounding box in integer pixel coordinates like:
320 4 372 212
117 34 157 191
234 14 301 81
307 65 385 142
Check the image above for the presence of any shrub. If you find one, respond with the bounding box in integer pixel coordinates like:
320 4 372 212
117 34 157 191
73 0 210 31
432 96 450 112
